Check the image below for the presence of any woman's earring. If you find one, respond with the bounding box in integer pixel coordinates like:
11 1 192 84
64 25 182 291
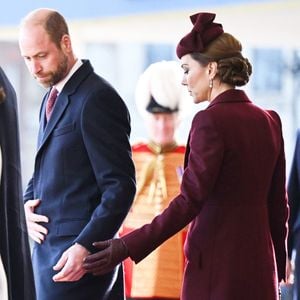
209 79 213 88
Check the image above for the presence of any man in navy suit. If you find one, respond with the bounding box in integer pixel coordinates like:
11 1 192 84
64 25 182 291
288 130 300 299
18 8 136 300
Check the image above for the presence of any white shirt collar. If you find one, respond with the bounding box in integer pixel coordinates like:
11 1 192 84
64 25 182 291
53 59 83 94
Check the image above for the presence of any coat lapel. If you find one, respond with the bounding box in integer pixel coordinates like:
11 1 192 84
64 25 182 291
37 93 48 147
37 94 69 153
36 60 93 154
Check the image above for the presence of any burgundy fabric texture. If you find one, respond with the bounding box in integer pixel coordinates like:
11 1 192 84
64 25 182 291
123 89 288 300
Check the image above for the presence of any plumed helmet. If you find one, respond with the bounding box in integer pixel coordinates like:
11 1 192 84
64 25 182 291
135 60 192 119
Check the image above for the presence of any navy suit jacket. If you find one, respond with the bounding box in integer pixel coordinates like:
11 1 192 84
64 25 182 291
24 60 136 300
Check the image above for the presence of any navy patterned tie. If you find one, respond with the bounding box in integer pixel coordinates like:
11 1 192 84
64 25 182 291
45 87 58 121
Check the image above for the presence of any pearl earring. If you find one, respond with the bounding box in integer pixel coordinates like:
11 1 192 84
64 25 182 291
209 79 213 88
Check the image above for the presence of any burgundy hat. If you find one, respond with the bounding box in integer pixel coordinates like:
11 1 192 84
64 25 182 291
176 12 224 58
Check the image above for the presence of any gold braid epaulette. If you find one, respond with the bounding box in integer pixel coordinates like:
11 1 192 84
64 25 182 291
136 141 178 203
148 141 178 154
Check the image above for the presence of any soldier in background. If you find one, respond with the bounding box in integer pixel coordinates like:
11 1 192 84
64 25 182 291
120 60 191 299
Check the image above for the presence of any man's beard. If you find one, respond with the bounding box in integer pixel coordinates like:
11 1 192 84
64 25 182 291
40 54 69 88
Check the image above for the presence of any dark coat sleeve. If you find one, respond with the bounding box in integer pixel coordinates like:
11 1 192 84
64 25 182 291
287 130 300 258
74 85 136 250
122 111 224 262
267 112 289 281
0 67 36 300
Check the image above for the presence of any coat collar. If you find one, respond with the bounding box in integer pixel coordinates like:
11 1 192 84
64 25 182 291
58 59 93 97
207 89 251 109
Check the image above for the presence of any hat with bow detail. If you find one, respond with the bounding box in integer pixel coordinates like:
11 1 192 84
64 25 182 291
176 12 224 58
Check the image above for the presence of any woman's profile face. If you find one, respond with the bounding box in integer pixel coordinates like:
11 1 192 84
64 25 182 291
181 54 210 103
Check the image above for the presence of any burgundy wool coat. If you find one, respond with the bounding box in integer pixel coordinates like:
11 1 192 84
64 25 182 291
122 89 289 300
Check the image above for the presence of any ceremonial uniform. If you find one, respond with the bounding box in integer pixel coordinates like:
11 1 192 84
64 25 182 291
120 60 191 299
121 142 186 298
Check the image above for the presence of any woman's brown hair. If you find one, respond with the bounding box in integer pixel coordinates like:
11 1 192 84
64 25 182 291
191 32 252 87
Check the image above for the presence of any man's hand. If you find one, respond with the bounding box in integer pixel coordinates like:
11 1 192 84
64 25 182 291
52 243 90 282
83 239 129 276
24 199 49 243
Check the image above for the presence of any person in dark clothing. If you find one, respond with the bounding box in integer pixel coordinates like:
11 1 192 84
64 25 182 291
287 130 300 300
0 67 36 300
19 8 135 300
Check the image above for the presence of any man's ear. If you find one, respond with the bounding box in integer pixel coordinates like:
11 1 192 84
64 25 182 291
60 34 71 52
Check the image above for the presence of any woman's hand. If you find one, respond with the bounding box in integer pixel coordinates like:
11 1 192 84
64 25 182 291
83 239 129 276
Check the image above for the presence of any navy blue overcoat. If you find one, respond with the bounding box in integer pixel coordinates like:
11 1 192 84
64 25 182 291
24 60 136 300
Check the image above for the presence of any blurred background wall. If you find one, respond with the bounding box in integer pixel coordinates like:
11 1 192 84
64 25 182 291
0 0 299 187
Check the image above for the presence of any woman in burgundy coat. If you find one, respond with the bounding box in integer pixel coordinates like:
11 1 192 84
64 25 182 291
84 12 289 300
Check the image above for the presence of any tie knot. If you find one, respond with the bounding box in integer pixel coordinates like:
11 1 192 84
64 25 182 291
46 87 58 121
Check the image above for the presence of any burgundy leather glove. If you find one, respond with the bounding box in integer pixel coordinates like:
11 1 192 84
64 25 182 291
83 238 129 276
